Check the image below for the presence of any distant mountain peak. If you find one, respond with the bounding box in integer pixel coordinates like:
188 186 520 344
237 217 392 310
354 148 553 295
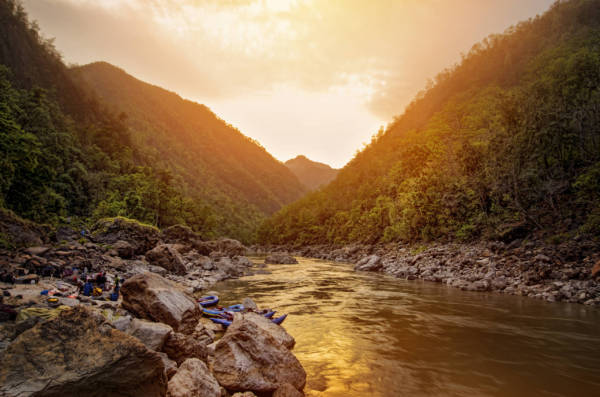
285 155 339 191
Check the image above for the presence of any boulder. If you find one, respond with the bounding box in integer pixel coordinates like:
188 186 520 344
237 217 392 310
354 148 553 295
127 318 173 351
163 331 208 365
232 393 257 397
158 352 178 380
161 224 203 245
113 240 135 259
0 306 166 397
145 244 187 275
167 358 220 397
120 272 201 334
213 313 306 393
354 255 381 271
92 217 159 255
0 207 50 248
242 297 258 311
274 383 304 397
592 261 600 278
24 246 50 256
265 253 298 265
241 312 295 349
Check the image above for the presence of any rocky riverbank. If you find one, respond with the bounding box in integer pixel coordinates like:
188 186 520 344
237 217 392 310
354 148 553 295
0 217 306 396
254 238 600 306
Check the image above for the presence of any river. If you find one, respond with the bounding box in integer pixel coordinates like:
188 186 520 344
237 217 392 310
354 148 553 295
210 258 600 396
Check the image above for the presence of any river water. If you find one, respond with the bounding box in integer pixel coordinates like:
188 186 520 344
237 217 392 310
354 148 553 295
210 258 600 396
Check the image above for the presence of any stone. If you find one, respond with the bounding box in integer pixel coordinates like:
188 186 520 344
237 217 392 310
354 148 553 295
265 253 299 265
242 312 295 349
592 261 600 278
354 255 381 271
213 312 306 393
161 224 202 245
121 272 201 334
24 246 50 256
158 352 178 380
232 393 257 397
128 318 173 351
242 297 258 311
113 240 135 259
163 331 208 365
145 244 187 275
92 217 160 255
274 383 304 397
0 306 167 397
167 358 220 397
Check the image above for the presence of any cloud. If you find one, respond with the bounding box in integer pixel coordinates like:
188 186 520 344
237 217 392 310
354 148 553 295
21 0 556 166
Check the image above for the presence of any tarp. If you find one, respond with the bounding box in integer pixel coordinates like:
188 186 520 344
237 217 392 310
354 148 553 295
16 306 71 323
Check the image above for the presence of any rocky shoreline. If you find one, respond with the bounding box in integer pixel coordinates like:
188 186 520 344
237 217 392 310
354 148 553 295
0 217 306 397
254 238 600 306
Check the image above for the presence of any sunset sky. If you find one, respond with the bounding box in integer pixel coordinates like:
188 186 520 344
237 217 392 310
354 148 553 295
22 0 555 168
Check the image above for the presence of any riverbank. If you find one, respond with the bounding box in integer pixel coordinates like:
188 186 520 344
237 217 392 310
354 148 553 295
0 217 306 396
253 238 600 306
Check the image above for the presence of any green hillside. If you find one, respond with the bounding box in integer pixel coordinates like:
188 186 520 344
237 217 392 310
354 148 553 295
260 0 600 245
0 0 304 242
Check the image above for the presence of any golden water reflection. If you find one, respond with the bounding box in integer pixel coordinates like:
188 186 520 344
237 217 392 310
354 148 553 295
212 258 600 396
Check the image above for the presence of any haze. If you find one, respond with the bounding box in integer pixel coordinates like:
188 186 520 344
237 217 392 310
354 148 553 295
22 0 554 168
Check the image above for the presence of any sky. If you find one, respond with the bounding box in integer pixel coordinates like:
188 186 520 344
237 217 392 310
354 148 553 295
22 0 555 168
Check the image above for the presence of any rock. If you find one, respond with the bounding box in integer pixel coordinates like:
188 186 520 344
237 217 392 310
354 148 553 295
242 297 258 311
354 255 381 271
191 321 215 345
265 253 298 265
24 246 50 256
167 358 220 397
163 331 208 365
0 306 167 397
241 312 295 349
592 261 600 278
274 383 304 397
215 257 245 277
145 244 187 275
161 224 202 245
232 393 257 397
0 207 50 248
212 238 247 256
113 240 135 259
127 318 173 351
92 217 160 255
213 312 306 393
121 272 201 334
158 352 178 379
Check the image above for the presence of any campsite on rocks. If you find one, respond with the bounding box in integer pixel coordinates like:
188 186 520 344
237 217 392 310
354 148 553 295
2 0 600 396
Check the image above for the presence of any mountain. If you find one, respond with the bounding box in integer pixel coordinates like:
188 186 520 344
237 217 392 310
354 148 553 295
259 0 600 246
0 0 305 242
71 62 307 239
284 155 339 191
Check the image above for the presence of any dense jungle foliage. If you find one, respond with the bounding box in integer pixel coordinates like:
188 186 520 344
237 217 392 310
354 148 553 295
260 0 600 246
0 0 304 242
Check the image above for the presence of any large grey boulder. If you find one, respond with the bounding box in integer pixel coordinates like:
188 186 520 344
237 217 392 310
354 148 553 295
121 272 201 334
92 217 160 255
167 358 221 397
162 331 208 365
127 318 173 351
354 255 382 271
213 313 306 393
145 244 187 275
0 307 166 397
265 253 298 265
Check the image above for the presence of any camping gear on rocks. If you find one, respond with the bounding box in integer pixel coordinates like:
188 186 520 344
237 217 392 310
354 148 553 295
202 304 245 317
16 306 70 323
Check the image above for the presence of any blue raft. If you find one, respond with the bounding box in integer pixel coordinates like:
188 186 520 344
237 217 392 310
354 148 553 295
198 295 219 307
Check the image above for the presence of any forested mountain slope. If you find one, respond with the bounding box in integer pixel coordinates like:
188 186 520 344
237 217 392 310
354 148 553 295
0 0 304 242
260 0 600 245
285 155 339 191
72 62 306 215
